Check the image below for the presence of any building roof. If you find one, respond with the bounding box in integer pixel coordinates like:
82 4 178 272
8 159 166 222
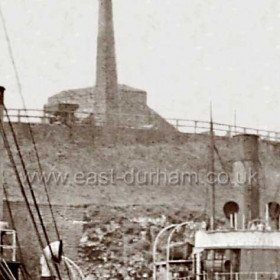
49 84 146 101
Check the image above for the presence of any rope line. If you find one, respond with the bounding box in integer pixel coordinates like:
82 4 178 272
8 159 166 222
4 109 63 280
0 5 23 104
3 183 33 280
3 183 32 280
0 121 55 278
0 4 71 278
0 1 61 243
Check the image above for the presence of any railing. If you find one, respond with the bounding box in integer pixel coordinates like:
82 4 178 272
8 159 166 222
167 119 280 141
3 108 280 142
213 272 280 280
3 108 149 126
0 229 17 262
4 108 47 123
170 272 280 280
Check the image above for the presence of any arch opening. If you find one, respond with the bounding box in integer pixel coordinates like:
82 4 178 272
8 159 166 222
268 202 280 219
223 201 239 229
223 201 239 219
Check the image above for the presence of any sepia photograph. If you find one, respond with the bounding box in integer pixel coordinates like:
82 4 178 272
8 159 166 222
0 0 280 280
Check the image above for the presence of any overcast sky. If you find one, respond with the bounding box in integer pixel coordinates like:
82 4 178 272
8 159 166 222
0 0 280 131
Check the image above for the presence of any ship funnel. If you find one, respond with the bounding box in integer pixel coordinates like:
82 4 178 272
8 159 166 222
233 134 260 223
40 240 63 279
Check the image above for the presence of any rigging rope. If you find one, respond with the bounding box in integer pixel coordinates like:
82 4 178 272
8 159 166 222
3 110 63 280
3 183 33 280
0 261 11 280
0 1 61 242
0 4 73 280
0 3 72 280
0 121 56 278
0 5 23 103
1 260 16 280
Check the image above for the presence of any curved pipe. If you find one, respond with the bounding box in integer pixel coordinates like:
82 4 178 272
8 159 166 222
63 256 85 280
166 222 194 278
152 224 177 280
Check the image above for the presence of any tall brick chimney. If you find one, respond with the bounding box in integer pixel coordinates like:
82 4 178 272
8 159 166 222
95 0 119 125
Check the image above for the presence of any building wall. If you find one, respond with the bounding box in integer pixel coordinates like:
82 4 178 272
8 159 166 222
45 85 173 130
240 250 280 272
3 123 280 277
209 136 280 228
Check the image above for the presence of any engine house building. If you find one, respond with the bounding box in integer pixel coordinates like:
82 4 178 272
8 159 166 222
44 0 173 131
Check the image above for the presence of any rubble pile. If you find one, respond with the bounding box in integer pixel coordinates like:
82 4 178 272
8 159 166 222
78 205 205 280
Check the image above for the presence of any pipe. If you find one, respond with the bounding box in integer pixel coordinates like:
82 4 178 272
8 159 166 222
265 204 269 227
63 256 85 280
40 241 63 279
230 214 233 228
234 213 238 230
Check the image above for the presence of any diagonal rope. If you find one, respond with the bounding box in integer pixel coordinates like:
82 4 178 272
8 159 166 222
3 183 33 280
0 5 73 280
0 5 23 102
1 260 16 280
4 110 63 280
0 121 55 278
0 261 12 280
0 1 61 242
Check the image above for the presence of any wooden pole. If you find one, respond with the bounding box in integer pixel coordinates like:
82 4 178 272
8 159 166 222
210 102 215 230
0 86 5 220
234 109 237 134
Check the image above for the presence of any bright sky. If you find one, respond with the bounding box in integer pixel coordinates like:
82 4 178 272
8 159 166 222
0 0 280 131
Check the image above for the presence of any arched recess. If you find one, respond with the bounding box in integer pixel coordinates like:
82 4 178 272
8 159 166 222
267 202 280 230
268 202 280 219
223 201 239 228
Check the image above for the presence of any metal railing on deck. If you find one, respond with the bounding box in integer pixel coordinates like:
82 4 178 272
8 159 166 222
0 229 17 262
166 272 280 280
3 108 280 142
213 272 280 280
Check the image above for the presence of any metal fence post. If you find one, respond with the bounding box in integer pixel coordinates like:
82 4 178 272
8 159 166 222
228 125 231 137
215 272 219 280
176 119 179 130
255 272 258 280
12 231 16 262
17 109 21 122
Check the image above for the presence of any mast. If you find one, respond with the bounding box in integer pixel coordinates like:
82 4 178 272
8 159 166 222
0 87 4 220
209 103 215 230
